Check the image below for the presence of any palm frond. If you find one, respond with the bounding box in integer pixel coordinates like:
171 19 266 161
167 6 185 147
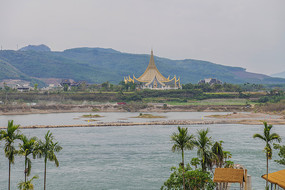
253 134 266 141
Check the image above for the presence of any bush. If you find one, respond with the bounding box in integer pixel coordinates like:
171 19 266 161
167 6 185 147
161 166 215 190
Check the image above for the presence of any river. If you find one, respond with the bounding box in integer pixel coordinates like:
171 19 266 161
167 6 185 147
0 112 284 189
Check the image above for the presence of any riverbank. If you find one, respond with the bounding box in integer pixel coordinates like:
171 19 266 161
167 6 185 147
0 103 252 115
0 112 284 129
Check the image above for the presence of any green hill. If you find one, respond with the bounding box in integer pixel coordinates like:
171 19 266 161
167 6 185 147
0 46 284 85
0 58 28 80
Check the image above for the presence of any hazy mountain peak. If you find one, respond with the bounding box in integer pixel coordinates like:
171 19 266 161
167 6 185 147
63 47 120 54
271 71 285 79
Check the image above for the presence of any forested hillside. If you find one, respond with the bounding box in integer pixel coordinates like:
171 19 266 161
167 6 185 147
0 45 284 85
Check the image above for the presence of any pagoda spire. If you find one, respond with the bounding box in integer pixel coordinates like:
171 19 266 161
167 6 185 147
135 49 169 83
148 49 156 69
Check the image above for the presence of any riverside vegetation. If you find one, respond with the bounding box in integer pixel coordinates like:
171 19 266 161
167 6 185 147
0 82 284 114
0 121 62 190
161 122 285 190
134 113 166 118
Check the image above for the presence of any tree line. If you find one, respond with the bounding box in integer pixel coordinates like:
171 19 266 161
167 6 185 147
1 82 284 103
0 121 62 190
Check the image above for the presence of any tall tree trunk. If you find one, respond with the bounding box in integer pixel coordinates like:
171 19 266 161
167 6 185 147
266 156 269 189
8 160 10 190
25 155 27 183
182 150 185 190
44 158 47 190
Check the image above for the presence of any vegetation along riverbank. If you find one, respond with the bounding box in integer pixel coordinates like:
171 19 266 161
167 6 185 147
161 122 285 189
0 85 284 115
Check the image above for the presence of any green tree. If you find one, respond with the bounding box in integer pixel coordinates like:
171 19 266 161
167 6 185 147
17 175 38 190
0 120 22 190
273 143 285 165
193 128 213 172
211 142 234 190
18 136 38 183
185 169 215 190
190 157 200 169
171 126 194 190
211 141 224 168
4 82 10 91
161 166 215 190
36 131 62 190
253 122 281 189
34 83 38 91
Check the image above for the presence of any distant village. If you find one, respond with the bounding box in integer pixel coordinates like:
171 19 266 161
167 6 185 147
0 77 223 92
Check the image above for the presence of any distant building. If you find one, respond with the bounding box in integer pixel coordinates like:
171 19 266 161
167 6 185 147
124 50 181 89
198 78 222 85
16 86 30 92
60 79 87 89
15 84 31 92
60 79 72 87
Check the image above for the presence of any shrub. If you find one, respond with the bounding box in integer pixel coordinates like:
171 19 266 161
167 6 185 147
161 166 215 190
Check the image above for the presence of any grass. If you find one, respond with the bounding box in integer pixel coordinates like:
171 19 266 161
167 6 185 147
92 108 100 112
143 97 187 103
143 97 254 106
166 99 254 106
204 91 267 95
204 92 239 95
255 99 285 114
133 113 166 118
85 119 98 122
206 114 231 118
82 114 103 118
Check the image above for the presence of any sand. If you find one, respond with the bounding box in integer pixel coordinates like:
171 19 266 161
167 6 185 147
0 112 284 129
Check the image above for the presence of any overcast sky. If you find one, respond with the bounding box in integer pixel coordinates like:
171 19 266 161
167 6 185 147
1 0 284 75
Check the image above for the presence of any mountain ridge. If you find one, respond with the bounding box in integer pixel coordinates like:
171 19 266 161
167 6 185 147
0 45 284 86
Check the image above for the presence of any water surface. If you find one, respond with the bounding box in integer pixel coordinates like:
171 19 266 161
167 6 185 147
0 112 284 189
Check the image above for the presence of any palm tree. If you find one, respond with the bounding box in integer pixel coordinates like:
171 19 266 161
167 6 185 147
212 141 224 168
17 175 38 190
0 120 22 190
171 126 194 190
190 157 200 169
193 128 213 172
253 122 281 189
18 135 38 183
273 143 285 165
36 131 62 190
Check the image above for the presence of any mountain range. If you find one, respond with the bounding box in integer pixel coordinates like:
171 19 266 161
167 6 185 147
0 44 284 86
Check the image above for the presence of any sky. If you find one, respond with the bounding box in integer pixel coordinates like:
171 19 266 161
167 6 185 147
1 0 284 75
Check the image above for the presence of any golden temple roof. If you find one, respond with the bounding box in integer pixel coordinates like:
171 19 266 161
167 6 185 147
124 49 181 89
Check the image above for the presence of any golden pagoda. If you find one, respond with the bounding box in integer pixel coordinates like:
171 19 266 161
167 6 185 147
124 50 181 89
